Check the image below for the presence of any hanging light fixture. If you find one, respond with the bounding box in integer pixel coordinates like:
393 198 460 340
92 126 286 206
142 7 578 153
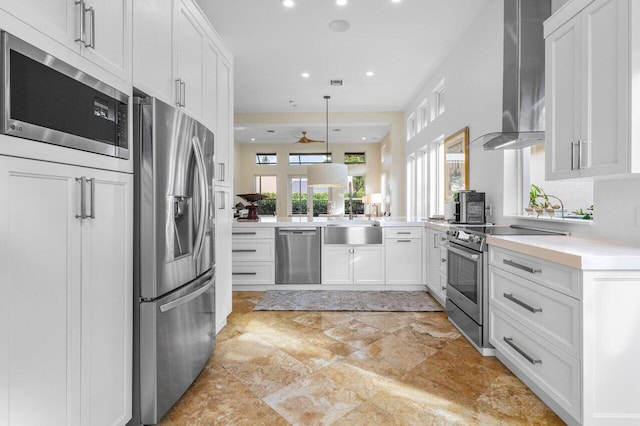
307 95 348 187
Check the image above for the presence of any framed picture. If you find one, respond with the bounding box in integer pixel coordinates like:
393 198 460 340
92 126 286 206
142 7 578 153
443 127 469 202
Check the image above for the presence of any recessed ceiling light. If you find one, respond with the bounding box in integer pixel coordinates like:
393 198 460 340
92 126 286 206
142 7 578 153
281 0 294 7
366 71 374 77
361 137 367 140
391 0 402 3
301 72 310 78
329 19 350 32
250 138 256 141
336 0 347 5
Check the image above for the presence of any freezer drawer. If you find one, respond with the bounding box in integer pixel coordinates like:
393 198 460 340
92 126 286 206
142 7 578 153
139 269 216 424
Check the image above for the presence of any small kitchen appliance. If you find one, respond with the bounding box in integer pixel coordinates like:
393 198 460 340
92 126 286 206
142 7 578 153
236 193 266 220
454 190 486 224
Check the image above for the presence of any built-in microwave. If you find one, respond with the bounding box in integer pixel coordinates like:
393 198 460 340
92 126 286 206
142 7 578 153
1 31 129 159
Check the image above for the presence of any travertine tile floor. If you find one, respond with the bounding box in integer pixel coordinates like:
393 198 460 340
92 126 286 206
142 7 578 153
160 292 564 425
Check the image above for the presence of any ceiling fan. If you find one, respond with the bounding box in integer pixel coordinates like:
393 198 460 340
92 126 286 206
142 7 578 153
294 131 324 144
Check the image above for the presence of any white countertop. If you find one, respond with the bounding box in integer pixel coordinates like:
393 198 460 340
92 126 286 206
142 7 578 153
487 234 640 271
232 216 452 230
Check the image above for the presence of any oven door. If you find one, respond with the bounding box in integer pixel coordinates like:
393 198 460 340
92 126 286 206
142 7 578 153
446 242 483 324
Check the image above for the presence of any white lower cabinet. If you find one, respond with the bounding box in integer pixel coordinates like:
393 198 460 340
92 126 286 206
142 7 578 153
489 245 640 425
426 228 448 305
322 245 385 285
231 228 275 286
385 227 422 285
0 156 133 426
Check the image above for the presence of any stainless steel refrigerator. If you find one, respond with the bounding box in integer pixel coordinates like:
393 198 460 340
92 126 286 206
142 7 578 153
131 96 216 425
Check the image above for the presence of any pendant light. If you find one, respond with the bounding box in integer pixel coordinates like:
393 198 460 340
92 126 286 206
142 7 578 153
307 95 348 187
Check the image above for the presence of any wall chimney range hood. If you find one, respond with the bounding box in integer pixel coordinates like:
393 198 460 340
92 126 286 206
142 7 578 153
476 0 551 150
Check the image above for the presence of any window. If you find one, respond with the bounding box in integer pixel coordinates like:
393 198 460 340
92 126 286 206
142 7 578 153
432 79 445 121
428 136 445 217
406 113 417 141
518 144 593 220
290 177 307 215
344 152 366 164
311 186 329 216
255 153 277 165
254 175 276 215
345 175 365 214
418 99 429 131
289 153 332 165
406 154 415 217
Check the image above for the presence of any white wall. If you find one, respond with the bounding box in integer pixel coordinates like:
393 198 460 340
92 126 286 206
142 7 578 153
404 0 504 220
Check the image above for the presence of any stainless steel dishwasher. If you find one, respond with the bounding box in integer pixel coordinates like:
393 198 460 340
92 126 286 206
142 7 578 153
275 227 321 284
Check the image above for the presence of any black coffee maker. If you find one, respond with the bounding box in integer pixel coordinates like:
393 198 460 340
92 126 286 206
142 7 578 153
454 190 486 224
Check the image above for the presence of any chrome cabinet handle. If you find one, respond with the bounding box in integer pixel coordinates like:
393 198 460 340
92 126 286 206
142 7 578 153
75 0 86 44
578 140 586 170
503 259 541 274
180 81 186 107
397 239 411 243
232 232 257 235
433 234 438 249
397 232 411 235
86 6 96 48
441 258 447 263
218 191 226 210
175 79 182 106
441 286 446 291
570 141 576 170
503 293 542 313
218 162 225 182
88 178 95 219
503 337 542 365
232 272 257 276
232 249 257 253
76 177 87 219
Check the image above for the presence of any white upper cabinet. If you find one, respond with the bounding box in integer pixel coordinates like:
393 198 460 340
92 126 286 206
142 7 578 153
0 0 132 83
175 1 205 119
545 0 638 179
216 57 233 186
133 0 174 101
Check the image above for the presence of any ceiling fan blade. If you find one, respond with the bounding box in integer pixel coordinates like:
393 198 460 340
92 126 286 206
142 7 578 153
294 131 324 144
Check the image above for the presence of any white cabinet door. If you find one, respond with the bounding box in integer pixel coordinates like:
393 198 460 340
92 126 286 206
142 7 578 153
202 39 218 131
133 0 174 102
354 246 385 285
0 0 78 51
0 156 82 426
385 239 422 285
80 170 132 426
546 0 631 179
426 229 443 295
322 246 353 285
215 187 232 332
216 56 233 186
81 0 131 81
175 0 204 119
546 12 582 180
0 156 132 426
581 0 629 177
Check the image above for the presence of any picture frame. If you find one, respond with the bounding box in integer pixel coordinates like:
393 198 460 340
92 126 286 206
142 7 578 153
443 127 469 202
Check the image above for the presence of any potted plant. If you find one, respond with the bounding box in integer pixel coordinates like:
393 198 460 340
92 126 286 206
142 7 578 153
528 184 547 216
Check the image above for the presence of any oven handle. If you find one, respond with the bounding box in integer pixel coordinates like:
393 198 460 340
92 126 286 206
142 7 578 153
446 243 480 260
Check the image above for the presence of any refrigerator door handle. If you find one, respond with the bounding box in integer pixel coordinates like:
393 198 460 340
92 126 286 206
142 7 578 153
191 136 208 260
159 274 214 313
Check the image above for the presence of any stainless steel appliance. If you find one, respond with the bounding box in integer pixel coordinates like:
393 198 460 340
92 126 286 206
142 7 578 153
454 190 486 224
1 31 129 158
276 227 321 284
132 96 215 425
445 225 567 354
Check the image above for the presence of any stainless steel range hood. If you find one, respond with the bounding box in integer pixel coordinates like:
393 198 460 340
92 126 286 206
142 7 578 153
476 0 551 150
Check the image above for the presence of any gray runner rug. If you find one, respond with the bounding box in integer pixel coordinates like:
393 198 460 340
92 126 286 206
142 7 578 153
253 290 443 312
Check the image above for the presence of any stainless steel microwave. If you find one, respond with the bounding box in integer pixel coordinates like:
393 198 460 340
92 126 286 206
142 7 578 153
1 31 129 159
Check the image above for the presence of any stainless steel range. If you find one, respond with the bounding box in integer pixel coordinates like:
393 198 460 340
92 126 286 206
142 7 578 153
445 225 567 355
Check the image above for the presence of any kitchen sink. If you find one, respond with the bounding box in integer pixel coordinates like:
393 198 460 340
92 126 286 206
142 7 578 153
324 222 382 244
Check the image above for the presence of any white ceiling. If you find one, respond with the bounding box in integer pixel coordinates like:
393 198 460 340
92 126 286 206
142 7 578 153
234 122 391 144
198 0 491 142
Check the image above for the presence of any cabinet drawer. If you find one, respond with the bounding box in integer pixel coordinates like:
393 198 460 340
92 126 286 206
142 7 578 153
490 308 581 421
232 262 274 285
490 266 581 358
489 247 581 299
232 228 274 240
384 227 422 239
232 240 274 262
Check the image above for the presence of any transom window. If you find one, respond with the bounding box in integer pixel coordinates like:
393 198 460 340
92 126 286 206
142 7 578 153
344 152 366 164
289 153 332 165
255 153 277 165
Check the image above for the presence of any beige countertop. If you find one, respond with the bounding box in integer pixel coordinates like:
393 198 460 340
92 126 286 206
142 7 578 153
487 234 640 271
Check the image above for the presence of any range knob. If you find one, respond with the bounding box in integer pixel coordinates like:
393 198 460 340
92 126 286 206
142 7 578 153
472 235 482 244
